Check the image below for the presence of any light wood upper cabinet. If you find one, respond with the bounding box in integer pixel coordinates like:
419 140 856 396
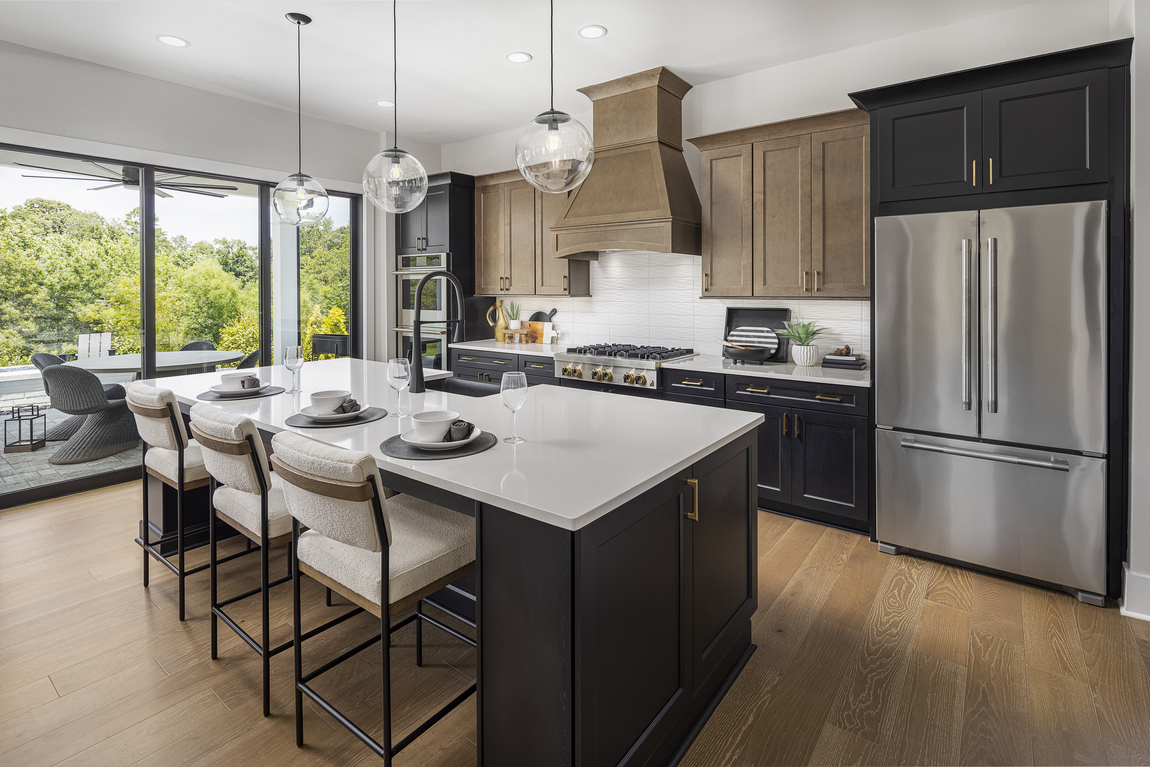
475 171 591 297
690 109 871 300
811 125 870 298
753 135 810 297
701 145 753 297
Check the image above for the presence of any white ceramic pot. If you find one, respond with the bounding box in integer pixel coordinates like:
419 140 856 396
792 344 820 367
508 319 522 330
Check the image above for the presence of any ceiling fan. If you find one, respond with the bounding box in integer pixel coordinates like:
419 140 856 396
15 161 239 198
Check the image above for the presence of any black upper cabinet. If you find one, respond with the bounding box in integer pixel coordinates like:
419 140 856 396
423 187 451 252
396 203 426 255
791 410 869 523
983 69 1108 192
395 172 475 256
878 92 982 202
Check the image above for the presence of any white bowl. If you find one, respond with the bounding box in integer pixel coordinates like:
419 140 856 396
310 389 352 414
411 410 459 442
219 371 248 391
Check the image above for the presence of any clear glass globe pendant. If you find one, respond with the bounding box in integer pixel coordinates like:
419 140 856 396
363 147 428 214
273 172 330 226
516 109 594 193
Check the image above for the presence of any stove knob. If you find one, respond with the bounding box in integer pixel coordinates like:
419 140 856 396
572 366 582 378
623 371 635 384
591 368 602 381
561 365 571 377
601 369 613 383
635 373 647 387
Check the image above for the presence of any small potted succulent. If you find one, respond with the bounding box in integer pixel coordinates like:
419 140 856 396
506 301 522 330
779 320 826 367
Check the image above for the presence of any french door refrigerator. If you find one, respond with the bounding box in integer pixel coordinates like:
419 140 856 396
874 201 1108 604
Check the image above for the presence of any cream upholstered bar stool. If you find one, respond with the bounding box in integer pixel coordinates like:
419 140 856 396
189 403 301 717
126 381 211 622
269 431 477 762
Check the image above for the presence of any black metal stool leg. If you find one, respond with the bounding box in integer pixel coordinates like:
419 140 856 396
141 464 150 588
381 609 393 766
293 526 304 747
177 473 185 622
415 600 423 667
210 480 218 659
262 517 271 717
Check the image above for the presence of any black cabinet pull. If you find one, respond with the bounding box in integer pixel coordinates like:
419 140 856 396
795 414 801 439
783 413 788 437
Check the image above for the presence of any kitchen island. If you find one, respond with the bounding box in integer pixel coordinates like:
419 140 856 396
154 358 763 766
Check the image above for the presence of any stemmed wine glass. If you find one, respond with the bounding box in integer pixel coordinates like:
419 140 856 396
501 372 528 444
387 358 411 417
284 346 304 394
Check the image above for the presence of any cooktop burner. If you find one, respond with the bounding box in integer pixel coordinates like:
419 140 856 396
564 344 695 361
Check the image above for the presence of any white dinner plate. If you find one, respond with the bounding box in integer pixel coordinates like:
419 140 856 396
210 382 271 396
300 405 363 423
400 426 481 451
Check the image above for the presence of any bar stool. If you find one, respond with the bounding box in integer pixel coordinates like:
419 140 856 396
126 381 210 621
188 403 295 717
269 431 477 763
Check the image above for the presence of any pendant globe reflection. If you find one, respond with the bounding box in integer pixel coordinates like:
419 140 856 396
272 173 330 226
515 109 594 193
363 148 428 214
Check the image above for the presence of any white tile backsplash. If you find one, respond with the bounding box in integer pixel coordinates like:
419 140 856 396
504 251 871 358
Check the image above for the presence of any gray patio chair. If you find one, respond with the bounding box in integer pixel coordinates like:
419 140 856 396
41 364 139 465
31 352 126 440
236 350 260 369
178 340 218 375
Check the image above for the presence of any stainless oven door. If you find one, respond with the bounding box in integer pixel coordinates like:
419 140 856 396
397 272 448 327
396 325 448 371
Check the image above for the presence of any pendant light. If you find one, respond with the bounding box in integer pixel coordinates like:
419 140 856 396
515 0 594 193
273 12 329 226
362 0 428 214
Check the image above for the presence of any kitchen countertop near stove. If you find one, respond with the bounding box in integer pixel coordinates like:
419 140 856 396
448 339 560 358
662 354 871 388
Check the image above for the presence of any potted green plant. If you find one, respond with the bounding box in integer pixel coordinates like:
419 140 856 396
779 320 826 367
506 301 522 330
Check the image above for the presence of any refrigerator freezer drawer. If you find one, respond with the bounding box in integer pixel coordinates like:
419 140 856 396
876 429 1106 595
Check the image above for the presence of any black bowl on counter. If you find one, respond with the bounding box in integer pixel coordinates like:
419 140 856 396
722 346 774 363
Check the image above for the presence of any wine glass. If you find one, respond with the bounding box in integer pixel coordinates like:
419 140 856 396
387 358 411 417
284 346 304 393
501 372 528 444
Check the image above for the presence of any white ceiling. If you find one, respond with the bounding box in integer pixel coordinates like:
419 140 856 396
0 0 1031 146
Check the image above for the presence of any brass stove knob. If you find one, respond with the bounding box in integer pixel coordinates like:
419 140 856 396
572 366 582 378
591 368 601 381
634 373 647 387
601 369 613 382
561 365 571 376
623 371 635 384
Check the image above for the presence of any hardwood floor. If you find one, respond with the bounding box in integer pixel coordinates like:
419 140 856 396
2 484 1149 766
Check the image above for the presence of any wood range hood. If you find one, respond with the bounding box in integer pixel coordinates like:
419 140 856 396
550 67 702 259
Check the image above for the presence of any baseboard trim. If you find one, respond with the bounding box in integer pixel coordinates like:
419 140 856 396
1120 563 1150 621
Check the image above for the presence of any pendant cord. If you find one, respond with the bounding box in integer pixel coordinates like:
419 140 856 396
549 0 554 111
296 21 302 174
393 0 399 150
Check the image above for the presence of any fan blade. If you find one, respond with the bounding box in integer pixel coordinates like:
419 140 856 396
90 162 125 177
87 183 125 191
160 182 240 191
154 189 174 199
21 175 119 181
165 186 226 198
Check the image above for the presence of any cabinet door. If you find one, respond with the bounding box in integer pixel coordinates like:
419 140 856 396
726 402 790 508
475 184 507 295
536 189 570 295
791 410 868 523
983 69 1108 192
423 186 451 253
396 203 426 255
878 92 982 202
701 146 753 297
752 136 810 297
811 125 870 298
507 180 536 295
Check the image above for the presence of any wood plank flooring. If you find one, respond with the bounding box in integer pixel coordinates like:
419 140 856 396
3 484 1150 766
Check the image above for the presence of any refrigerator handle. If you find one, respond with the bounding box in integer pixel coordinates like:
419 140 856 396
986 237 999 414
900 438 1069 472
961 239 972 411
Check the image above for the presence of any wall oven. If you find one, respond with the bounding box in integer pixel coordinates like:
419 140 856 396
397 271 449 327
395 325 448 371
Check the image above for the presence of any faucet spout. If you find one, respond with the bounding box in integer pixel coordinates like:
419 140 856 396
409 270 465 394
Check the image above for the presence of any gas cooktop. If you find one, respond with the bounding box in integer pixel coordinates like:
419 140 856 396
554 344 698 390
564 344 695 361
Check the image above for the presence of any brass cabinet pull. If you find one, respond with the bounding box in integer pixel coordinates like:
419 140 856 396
493 360 509 365
803 270 809 292
989 157 993 185
563 274 568 291
783 412 788 437
747 386 771 394
814 394 841 402
972 160 976 187
795 414 801 438
703 273 708 292
686 478 699 521
461 356 476 361
681 379 704 386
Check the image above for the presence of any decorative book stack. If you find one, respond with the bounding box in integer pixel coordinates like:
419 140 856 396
822 354 866 370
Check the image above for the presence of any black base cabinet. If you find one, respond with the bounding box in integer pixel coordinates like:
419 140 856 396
478 431 757 766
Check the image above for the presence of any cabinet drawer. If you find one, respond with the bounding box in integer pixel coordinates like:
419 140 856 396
451 364 503 384
663 392 725 409
518 356 556 378
450 349 518 372
725 376 869 416
661 369 725 400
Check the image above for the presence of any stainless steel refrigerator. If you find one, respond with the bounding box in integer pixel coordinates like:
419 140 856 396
874 201 1108 603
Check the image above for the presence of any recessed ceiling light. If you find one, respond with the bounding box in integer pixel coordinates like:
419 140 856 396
156 35 190 48
506 51 533 64
376 100 395 107
578 25 608 39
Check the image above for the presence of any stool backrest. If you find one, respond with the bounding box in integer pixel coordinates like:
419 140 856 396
189 404 271 496
270 431 391 551
125 382 187 451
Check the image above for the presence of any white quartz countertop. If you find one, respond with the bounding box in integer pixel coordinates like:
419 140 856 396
661 354 871 388
153 358 762 531
448 339 560 358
